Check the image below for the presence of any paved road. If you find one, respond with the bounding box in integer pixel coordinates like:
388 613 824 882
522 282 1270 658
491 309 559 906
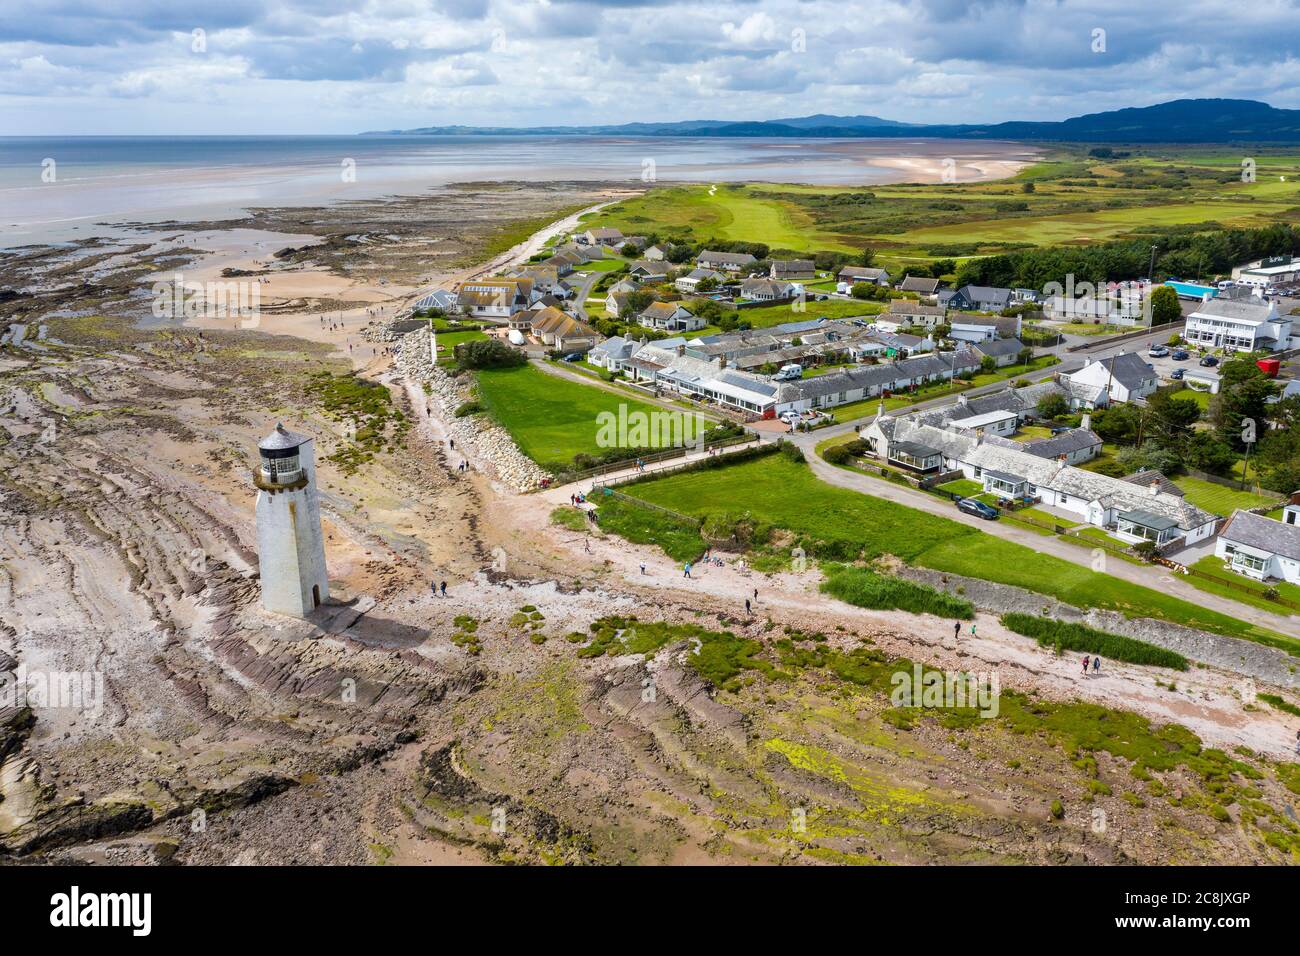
568 269 604 320
785 434 1300 636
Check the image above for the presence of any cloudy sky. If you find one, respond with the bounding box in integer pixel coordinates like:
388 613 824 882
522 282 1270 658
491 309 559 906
3 0 1300 135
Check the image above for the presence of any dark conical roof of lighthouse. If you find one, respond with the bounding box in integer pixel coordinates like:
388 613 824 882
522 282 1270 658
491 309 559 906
258 422 311 452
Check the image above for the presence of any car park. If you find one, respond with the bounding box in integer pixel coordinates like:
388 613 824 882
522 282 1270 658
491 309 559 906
1171 349 1190 361
1148 345 1169 357
957 498 999 520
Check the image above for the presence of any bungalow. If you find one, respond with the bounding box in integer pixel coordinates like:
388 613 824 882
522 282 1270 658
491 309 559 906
1062 352 1158 404
578 227 624 247
973 337 1026 367
544 251 578 275
949 314 1022 343
838 266 890 287
772 259 816 281
939 285 1014 313
1022 428 1102 465
864 414 1216 545
639 301 704 333
896 275 942 296
1215 509 1300 584
947 409 1019 438
741 277 797 302
642 244 668 261
886 301 946 329
628 260 673 282
676 268 725 294
587 335 641 371
697 250 757 273
530 307 601 352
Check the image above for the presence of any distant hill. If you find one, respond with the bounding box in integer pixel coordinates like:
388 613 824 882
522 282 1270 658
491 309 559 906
365 99 1300 143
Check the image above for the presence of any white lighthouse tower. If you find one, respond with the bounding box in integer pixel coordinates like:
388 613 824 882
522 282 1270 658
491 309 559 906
255 423 329 617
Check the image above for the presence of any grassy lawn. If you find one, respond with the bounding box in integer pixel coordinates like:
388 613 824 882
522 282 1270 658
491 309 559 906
1169 387 1211 409
935 478 983 497
967 354 1059 387
736 298 885 329
617 455 1300 653
1184 556 1300 618
475 364 689 471
433 329 489 364
1172 475 1281 517
1013 425 1054 441
575 259 628 273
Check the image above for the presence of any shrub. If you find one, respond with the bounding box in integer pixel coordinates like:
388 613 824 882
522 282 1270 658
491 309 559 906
820 565 974 619
999 613 1188 670
454 400 484 417
455 339 526 370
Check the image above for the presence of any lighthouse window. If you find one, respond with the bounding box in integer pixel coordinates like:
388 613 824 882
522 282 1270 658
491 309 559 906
268 455 300 479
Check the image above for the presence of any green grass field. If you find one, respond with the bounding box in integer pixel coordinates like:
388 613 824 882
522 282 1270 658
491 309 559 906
616 455 1299 653
1172 475 1281 517
584 149 1300 275
475 365 694 471
1184 556 1300 617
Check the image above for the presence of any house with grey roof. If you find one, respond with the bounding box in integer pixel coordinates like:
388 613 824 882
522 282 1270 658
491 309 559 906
973 337 1027 367
838 266 890 287
861 407 1215 546
741 277 798 301
675 267 725 294
587 335 642 372
1186 295 1294 353
1061 351 1158 404
697 250 758 272
939 285 1014 313
1022 428 1102 465
1215 510 1300 584
771 259 816 280
897 275 941 296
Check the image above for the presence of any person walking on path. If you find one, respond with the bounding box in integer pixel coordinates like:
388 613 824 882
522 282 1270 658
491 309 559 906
683 562 692 579
640 562 646 575
1092 656 1101 674
439 581 447 597
953 621 961 640
753 587 759 602
745 598 751 615
1081 655 1090 675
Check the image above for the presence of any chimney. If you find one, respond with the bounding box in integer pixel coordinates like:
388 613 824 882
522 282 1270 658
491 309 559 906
1150 479 1160 497
676 343 686 357
718 355 726 368
957 393 969 406
1080 412 1091 430
877 399 885 419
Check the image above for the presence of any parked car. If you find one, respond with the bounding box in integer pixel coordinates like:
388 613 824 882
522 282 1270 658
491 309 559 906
562 353 583 362
1170 368 1185 380
1148 345 1169 357
1171 349 1190 361
1199 355 1219 367
779 411 801 424
957 498 1000 520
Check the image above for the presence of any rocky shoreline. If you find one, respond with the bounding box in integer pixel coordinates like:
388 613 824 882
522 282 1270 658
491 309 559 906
386 325 551 492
